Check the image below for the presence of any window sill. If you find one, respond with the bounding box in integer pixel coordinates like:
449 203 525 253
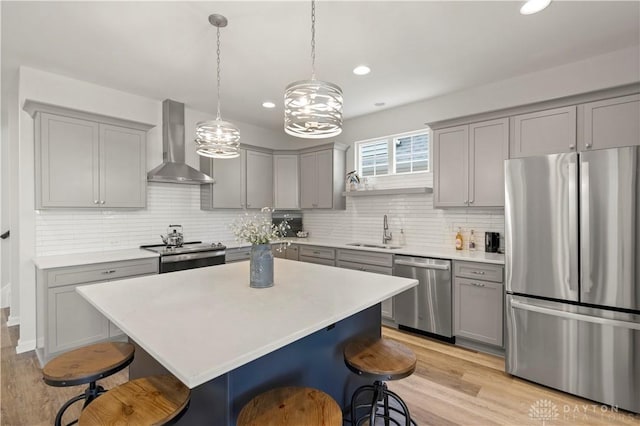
341 187 433 197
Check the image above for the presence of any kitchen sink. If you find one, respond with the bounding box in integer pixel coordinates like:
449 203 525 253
346 242 402 250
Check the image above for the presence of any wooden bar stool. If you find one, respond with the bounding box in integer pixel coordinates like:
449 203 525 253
344 336 417 426
237 386 342 426
78 374 191 425
43 341 135 426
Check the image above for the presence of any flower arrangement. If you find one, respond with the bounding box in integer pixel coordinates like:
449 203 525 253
230 207 290 245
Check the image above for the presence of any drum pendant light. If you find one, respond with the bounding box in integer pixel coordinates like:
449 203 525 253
195 14 240 159
284 0 343 139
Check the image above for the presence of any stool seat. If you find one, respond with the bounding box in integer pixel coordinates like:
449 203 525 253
237 386 342 426
344 336 417 381
43 342 135 387
78 375 191 426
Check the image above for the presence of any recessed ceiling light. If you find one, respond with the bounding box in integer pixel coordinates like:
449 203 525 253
374 102 385 107
520 0 551 15
262 101 276 109
353 65 371 76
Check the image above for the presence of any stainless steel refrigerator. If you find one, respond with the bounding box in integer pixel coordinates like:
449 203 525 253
505 146 639 413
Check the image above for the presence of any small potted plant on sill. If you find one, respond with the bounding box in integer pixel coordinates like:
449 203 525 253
230 207 290 288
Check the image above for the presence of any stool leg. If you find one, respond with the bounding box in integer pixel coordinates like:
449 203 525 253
383 390 390 426
382 387 413 426
54 393 85 426
350 385 374 425
368 383 382 426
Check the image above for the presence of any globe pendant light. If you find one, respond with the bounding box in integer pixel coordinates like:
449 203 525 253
195 14 240 159
284 0 343 139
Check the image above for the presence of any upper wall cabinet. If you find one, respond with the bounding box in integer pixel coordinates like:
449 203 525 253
200 147 273 210
299 145 346 210
25 101 153 209
510 106 577 158
434 118 509 208
273 154 299 209
579 94 640 151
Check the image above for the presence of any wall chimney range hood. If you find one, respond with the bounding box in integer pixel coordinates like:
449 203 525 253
147 99 214 184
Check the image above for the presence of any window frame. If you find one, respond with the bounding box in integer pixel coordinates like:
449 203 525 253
355 128 431 178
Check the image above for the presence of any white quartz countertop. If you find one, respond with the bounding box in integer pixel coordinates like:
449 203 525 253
226 238 505 265
33 249 159 270
77 259 418 389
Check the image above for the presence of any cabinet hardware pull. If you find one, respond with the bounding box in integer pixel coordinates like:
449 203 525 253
471 282 485 287
469 199 474 204
585 143 592 149
569 144 575 150
470 271 485 275
102 269 116 274
94 200 99 204
100 200 105 204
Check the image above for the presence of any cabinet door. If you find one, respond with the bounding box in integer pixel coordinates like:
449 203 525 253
100 124 146 208
581 94 640 151
47 284 110 355
454 278 503 346
212 150 245 208
433 125 469 207
469 118 509 207
511 106 577 158
273 155 300 209
299 152 318 209
38 113 100 208
285 245 299 261
246 150 273 209
315 150 334 208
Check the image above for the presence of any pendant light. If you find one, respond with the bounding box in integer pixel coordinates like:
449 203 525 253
284 0 343 139
195 14 240 159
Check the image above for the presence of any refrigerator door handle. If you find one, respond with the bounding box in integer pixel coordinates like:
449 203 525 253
568 160 579 294
510 300 640 330
580 160 592 294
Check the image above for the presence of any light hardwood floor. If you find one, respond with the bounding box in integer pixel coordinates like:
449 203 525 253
1 308 638 425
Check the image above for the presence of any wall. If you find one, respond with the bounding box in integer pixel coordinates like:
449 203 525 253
14 67 293 352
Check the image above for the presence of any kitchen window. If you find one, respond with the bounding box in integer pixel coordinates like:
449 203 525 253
356 130 430 177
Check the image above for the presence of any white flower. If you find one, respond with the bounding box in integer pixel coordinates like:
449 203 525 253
230 207 291 246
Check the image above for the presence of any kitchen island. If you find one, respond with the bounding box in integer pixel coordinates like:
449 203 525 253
77 258 417 425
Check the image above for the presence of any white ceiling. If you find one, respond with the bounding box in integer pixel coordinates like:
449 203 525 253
2 1 639 130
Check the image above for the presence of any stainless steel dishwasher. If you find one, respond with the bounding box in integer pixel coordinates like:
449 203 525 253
393 255 453 342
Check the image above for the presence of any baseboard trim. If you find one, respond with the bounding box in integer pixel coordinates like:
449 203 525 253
7 315 19 327
16 338 36 354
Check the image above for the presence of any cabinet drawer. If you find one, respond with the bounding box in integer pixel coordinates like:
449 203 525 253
336 249 393 268
46 258 159 288
226 247 252 262
299 246 335 260
454 261 503 283
337 260 392 275
298 255 335 267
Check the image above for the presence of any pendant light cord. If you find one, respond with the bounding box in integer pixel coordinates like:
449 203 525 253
216 26 222 120
311 0 316 80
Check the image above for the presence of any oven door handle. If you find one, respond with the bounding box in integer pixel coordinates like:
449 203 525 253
161 250 226 263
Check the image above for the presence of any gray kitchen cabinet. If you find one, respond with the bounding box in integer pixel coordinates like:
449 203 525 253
273 243 299 260
246 150 274 209
510 105 577 158
36 257 158 363
299 145 346 210
336 249 394 321
225 246 252 263
298 245 336 266
453 261 504 348
434 118 508 208
579 94 640 151
30 107 150 209
273 155 299 209
201 147 273 210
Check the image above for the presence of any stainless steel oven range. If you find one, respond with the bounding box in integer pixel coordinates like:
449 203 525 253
140 241 226 273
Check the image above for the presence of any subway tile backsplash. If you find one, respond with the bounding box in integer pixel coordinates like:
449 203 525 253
36 180 505 256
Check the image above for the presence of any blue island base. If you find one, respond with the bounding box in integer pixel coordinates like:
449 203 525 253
129 304 382 425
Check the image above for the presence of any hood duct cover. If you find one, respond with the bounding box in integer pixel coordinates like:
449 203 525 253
147 99 214 184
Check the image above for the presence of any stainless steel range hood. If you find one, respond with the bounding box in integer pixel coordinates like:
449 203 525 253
147 99 214 184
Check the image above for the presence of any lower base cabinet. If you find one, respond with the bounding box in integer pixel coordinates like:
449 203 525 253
453 261 504 348
37 257 158 363
298 246 336 266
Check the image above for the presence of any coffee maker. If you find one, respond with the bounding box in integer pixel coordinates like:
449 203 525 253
485 232 500 253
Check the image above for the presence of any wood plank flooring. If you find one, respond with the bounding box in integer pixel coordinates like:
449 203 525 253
1 308 638 425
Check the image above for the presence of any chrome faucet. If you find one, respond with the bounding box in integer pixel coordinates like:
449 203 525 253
383 215 392 244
